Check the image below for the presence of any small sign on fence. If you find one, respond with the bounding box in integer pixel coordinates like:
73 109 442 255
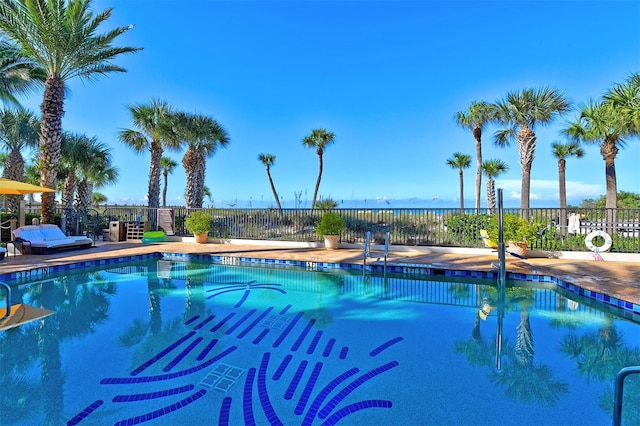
157 209 175 236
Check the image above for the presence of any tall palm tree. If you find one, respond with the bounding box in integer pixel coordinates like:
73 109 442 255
0 107 39 212
302 128 335 209
446 152 471 214
493 87 571 217
174 112 229 209
258 153 282 212
160 156 177 208
455 101 495 213
481 159 509 214
565 100 629 233
0 0 140 223
0 38 42 106
551 141 584 234
119 99 179 211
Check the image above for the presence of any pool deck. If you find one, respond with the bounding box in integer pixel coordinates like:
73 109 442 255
0 240 638 307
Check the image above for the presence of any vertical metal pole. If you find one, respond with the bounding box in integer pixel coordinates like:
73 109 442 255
495 188 506 373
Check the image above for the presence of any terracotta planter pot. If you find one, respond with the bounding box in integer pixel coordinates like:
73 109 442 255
323 235 340 250
507 241 527 257
194 232 209 244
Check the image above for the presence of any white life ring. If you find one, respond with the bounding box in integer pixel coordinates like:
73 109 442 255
584 230 612 252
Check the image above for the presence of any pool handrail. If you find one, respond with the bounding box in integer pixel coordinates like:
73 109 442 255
0 281 11 321
613 365 640 426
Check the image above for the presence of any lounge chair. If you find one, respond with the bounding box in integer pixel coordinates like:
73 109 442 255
12 224 93 255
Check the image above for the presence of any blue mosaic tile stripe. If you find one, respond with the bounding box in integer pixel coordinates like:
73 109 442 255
196 339 219 361
130 331 196 376
205 288 246 300
284 360 308 400
279 304 292 315
218 397 232 426
193 315 215 330
163 337 203 372
211 313 236 333
307 331 323 355
237 307 274 339
317 361 399 420
235 289 251 308
243 368 257 426
369 337 404 357
112 384 194 402
273 312 304 348
184 315 200 325
339 347 349 360
322 399 393 425
301 368 360 426
295 362 323 415
66 399 103 426
257 352 284 426
322 339 336 358
291 319 316 352
225 309 256 335
273 354 293 381
253 329 270 344
100 346 237 384
113 389 207 426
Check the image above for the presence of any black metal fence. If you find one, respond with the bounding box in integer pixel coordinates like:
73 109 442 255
18 205 640 254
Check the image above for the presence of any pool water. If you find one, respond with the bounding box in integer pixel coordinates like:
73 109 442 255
1 257 639 425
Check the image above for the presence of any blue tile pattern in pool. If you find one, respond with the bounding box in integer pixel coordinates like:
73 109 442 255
2 251 638 425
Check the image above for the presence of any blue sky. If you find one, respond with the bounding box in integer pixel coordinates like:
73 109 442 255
19 0 640 208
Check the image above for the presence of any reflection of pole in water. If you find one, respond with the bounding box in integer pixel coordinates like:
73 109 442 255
495 188 506 374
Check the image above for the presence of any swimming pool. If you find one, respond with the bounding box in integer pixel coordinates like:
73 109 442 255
1 254 638 425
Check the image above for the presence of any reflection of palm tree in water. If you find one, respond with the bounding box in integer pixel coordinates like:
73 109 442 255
558 313 640 423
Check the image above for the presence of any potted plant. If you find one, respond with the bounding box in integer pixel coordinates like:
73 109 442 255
185 210 211 244
315 211 345 250
487 213 538 257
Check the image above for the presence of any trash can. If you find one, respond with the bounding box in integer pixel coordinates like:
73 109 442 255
109 221 126 242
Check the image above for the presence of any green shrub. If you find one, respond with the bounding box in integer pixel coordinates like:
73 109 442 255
315 212 345 238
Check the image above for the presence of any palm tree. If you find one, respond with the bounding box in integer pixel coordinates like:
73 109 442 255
446 152 471 214
160 156 177 208
481 159 509 214
0 0 140 223
302 128 335 209
0 38 42 106
119 100 179 211
492 87 571 217
258 153 282 212
551 141 584 234
0 107 39 212
455 101 495 213
74 140 117 218
565 100 629 233
174 112 229 209
603 72 640 135
60 132 93 217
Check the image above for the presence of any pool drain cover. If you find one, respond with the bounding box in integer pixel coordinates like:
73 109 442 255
199 363 246 392
262 314 289 329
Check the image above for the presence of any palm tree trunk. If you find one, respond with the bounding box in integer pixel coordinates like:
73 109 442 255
311 152 323 210
162 171 168 208
147 140 163 210
558 159 567 236
487 177 495 214
517 127 536 219
39 75 66 224
458 169 464 214
266 168 282 212
601 140 618 235
473 126 482 213
3 148 25 212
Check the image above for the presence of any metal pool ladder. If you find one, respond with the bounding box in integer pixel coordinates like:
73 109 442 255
0 281 11 321
363 231 389 276
613 365 640 426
